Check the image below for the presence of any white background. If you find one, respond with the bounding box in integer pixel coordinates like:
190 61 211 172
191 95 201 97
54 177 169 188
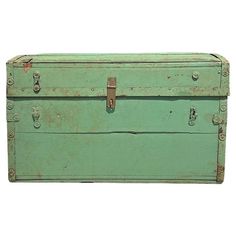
0 1 235 235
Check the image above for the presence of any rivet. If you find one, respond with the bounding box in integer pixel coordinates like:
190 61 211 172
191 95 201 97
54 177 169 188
212 115 222 125
7 102 14 110
192 71 199 81
7 78 14 86
34 121 41 129
220 105 227 112
223 68 229 77
219 133 225 141
188 120 195 126
33 84 41 93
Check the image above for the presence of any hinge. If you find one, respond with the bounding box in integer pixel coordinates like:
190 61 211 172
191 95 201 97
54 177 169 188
107 77 116 109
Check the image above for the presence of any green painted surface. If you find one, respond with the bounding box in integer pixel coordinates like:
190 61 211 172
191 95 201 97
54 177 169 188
14 97 218 133
10 53 221 63
9 65 223 97
15 133 217 181
13 66 221 88
6 53 229 183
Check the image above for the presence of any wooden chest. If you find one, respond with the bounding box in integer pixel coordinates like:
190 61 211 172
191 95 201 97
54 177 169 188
6 53 229 183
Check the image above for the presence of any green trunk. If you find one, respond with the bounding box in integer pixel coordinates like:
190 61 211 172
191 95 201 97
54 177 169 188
6 53 229 183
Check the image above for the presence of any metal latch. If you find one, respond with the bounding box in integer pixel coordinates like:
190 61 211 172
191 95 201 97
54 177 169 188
107 77 116 109
188 107 197 126
32 107 41 128
33 71 41 93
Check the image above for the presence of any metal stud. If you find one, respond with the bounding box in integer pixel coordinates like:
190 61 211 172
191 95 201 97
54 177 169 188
7 102 14 110
220 105 227 112
7 78 14 86
222 68 229 77
219 133 225 141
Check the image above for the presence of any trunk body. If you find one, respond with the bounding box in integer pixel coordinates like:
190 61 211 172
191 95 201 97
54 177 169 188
6 53 229 183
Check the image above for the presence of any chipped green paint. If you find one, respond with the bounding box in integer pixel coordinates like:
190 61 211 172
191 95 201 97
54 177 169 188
6 53 229 183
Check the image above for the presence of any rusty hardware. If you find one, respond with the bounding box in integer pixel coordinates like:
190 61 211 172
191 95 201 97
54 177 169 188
188 107 197 126
212 114 223 125
192 71 199 81
8 168 16 182
107 77 116 109
33 72 41 93
32 107 41 128
217 165 225 183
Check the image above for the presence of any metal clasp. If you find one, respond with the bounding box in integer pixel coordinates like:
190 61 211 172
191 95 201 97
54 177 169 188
188 107 197 126
33 72 41 93
32 107 41 128
107 77 116 109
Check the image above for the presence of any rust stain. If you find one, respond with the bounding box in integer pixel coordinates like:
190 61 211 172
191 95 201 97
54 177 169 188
23 63 32 73
217 165 225 183
44 111 54 126
217 165 224 174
